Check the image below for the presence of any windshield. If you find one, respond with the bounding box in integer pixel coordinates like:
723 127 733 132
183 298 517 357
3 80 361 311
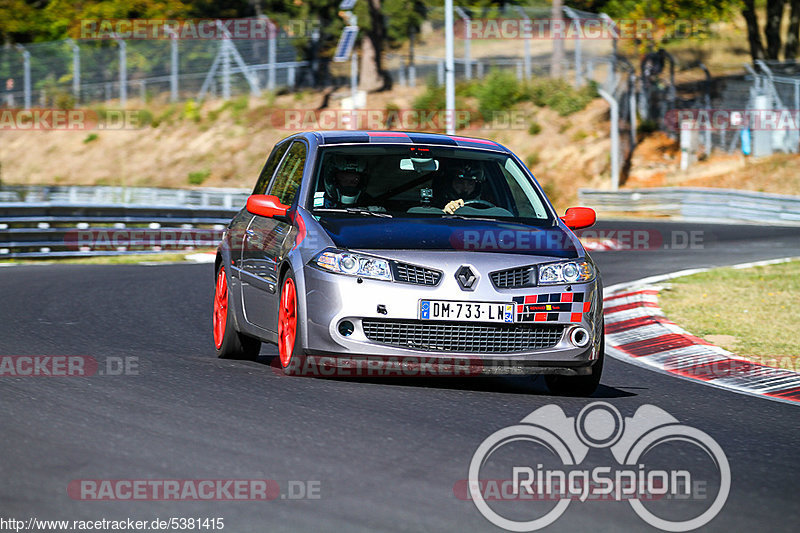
308 145 552 222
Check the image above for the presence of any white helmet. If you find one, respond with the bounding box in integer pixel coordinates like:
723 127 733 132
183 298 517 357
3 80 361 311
324 155 368 205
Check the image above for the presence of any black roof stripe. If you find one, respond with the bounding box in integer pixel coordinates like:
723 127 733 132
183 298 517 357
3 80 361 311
406 132 458 145
321 132 370 144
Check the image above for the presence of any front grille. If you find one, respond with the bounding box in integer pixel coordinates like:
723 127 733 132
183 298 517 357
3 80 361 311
362 319 564 353
393 262 442 286
490 266 536 289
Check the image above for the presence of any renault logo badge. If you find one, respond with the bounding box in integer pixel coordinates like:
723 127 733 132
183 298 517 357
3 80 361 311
455 265 478 291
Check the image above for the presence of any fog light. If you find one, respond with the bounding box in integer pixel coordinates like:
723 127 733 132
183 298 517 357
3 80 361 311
338 320 355 337
570 327 590 348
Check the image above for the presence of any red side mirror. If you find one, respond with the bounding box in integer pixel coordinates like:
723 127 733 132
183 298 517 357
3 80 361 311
246 195 289 218
560 207 596 230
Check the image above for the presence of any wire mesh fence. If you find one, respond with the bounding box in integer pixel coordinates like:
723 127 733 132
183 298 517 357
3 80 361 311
0 7 625 108
0 20 304 107
1 8 797 163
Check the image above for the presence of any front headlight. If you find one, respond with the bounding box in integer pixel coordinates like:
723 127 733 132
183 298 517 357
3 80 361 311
313 250 392 281
538 260 595 285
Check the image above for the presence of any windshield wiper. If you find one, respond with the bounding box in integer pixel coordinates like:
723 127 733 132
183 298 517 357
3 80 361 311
315 207 393 218
442 214 505 222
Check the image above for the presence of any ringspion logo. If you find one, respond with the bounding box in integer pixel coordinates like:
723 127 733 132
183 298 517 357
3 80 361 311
463 402 729 531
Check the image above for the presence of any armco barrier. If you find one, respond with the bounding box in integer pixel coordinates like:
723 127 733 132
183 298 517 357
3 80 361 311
579 187 800 224
0 202 241 258
8 186 798 259
578 187 800 225
0 185 250 209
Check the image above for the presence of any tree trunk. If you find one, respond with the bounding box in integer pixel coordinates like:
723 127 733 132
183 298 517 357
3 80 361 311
359 0 391 92
359 38 381 92
550 0 564 78
765 0 786 59
743 0 767 61
785 0 800 59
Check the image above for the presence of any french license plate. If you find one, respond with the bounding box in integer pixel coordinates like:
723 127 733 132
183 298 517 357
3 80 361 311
419 300 515 323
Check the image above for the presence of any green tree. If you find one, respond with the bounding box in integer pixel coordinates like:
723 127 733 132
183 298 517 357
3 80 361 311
0 0 47 44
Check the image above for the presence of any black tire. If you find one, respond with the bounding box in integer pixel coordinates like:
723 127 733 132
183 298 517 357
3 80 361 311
214 265 261 360
545 335 604 397
277 268 304 375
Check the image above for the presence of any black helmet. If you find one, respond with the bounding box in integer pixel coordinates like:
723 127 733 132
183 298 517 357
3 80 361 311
324 155 368 205
448 162 483 200
455 163 484 182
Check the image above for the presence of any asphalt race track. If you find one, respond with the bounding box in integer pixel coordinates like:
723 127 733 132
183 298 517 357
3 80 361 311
1 220 799 532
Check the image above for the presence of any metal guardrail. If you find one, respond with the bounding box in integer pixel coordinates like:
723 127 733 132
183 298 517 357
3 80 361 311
0 202 241 258
7 187 797 260
0 185 250 208
579 187 800 224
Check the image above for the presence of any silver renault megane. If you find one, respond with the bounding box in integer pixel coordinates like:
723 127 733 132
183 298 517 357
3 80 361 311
213 130 604 395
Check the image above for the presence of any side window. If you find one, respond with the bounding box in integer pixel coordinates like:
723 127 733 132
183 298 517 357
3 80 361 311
252 141 290 195
268 141 307 206
502 158 548 219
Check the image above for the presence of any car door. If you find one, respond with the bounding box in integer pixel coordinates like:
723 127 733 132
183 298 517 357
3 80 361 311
240 140 307 332
230 141 290 280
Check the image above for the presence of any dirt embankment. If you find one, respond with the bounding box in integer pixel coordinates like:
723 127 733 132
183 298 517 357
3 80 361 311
1 87 798 210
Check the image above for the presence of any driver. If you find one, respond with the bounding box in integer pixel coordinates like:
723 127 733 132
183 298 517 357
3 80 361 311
323 155 372 208
442 163 484 214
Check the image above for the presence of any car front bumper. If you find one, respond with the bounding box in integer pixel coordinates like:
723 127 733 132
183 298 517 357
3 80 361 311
300 251 603 374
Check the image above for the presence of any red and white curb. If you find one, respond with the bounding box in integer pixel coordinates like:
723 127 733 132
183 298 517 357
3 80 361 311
603 258 800 405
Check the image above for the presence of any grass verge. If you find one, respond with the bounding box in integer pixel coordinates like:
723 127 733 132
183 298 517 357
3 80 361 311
658 259 800 370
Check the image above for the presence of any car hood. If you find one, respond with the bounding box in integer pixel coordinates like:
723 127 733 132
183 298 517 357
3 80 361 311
317 216 580 258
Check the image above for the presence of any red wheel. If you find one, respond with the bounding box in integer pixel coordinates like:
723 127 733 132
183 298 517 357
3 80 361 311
213 263 261 360
278 276 298 368
213 267 228 349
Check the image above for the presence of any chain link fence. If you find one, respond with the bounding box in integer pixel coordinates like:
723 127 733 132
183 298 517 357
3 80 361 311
383 5 618 90
0 18 307 107
1 8 626 108
4 7 795 165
